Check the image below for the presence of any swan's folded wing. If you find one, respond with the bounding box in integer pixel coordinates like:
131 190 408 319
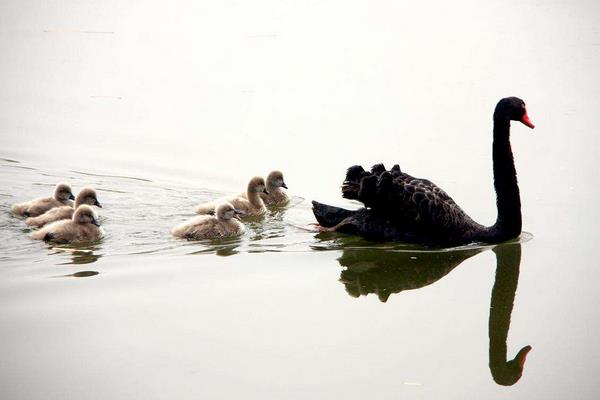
390 175 469 230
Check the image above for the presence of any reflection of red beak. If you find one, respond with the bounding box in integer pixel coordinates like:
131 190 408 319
517 345 533 369
521 110 535 129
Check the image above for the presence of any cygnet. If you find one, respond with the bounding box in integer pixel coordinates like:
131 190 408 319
30 204 104 244
11 183 75 217
260 170 289 206
172 202 245 239
195 176 268 217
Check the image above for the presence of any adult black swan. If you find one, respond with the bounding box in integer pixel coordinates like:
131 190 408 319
312 97 534 246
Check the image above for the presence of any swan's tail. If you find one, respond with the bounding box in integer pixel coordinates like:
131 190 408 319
311 201 357 228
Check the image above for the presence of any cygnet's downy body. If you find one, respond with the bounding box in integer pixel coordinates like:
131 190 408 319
172 202 245 239
11 183 75 217
195 177 268 217
30 205 104 244
26 187 102 227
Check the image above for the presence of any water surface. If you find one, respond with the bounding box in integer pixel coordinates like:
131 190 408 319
1 1 599 399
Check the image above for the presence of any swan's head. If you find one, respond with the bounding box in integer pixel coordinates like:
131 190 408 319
215 202 246 220
248 176 269 195
495 97 535 129
73 205 101 226
266 170 288 190
54 183 75 202
75 187 102 208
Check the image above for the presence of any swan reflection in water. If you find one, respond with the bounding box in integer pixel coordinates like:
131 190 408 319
336 242 531 386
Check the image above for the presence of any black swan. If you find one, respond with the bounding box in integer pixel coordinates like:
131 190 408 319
312 97 534 246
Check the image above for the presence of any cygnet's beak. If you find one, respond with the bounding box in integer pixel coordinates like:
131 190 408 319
69 193 76 200
91 219 101 227
94 200 102 208
234 209 247 219
281 182 288 189
263 188 270 195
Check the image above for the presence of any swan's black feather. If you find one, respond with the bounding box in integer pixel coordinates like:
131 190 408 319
322 166 482 245
370 163 387 176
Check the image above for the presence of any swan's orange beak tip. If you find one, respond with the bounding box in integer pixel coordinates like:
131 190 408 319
521 111 535 129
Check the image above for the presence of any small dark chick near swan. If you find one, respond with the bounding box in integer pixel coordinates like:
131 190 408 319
313 97 535 247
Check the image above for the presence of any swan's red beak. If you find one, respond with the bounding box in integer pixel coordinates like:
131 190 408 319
520 110 535 129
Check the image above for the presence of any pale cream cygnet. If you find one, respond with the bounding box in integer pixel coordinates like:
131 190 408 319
195 176 268 216
26 187 102 227
172 202 245 239
11 183 75 217
30 205 104 244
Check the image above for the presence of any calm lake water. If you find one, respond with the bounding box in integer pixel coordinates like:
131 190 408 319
1 1 599 399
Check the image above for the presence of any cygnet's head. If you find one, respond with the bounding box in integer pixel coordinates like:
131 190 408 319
54 183 75 202
215 202 246 220
76 187 102 208
266 170 288 190
73 205 100 226
248 176 269 195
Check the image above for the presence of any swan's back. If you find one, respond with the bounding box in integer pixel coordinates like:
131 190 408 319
337 164 482 244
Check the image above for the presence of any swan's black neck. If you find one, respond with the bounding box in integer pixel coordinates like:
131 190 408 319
480 117 522 242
